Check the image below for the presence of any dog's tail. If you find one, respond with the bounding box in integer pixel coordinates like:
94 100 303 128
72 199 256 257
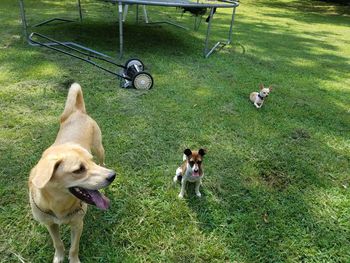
60 83 86 122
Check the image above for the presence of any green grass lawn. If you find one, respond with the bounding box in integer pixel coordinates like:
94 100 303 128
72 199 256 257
0 0 349 262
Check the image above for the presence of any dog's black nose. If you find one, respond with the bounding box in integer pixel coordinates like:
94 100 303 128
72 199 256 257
107 172 116 183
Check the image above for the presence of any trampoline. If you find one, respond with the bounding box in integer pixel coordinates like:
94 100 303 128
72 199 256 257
108 0 240 58
18 0 239 82
19 0 239 57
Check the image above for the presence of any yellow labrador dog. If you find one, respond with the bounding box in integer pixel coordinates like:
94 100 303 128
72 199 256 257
29 83 116 263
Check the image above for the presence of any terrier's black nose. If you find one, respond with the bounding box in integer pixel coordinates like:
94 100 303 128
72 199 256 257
107 172 116 182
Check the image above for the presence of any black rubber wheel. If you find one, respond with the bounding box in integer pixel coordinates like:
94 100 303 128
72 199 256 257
124 58 144 71
132 72 154 90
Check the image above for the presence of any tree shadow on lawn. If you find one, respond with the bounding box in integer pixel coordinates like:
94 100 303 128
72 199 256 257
258 0 350 20
12 0 247 59
8 0 349 82
28 18 222 59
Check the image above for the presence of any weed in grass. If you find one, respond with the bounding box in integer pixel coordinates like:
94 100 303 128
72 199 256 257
290 128 311 140
259 168 291 191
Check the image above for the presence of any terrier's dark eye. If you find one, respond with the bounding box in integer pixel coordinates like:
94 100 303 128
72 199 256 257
197 161 202 165
189 161 195 166
73 165 86 174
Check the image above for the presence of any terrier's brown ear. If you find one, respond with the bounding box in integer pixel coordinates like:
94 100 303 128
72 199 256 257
184 149 192 157
198 149 206 156
31 156 61 189
259 83 265 90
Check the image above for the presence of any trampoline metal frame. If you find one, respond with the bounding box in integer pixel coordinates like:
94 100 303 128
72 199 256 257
19 0 110 58
18 0 239 59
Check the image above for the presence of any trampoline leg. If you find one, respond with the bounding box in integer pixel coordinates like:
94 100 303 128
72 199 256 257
203 5 237 58
19 0 76 29
136 4 139 24
204 7 220 58
18 0 29 42
143 6 149 24
123 5 128 22
118 2 124 58
77 0 83 22
227 7 236 44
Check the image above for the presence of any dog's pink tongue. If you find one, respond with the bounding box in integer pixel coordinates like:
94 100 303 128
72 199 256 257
88 190 110 210
193 171 200 177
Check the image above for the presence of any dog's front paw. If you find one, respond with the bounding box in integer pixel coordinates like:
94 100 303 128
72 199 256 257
69 256 81 263
173 175 179 184
178 193 184 199
196 192 202 198
53 254 64 263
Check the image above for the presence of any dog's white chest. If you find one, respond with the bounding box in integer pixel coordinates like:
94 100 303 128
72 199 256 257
255 95 263 104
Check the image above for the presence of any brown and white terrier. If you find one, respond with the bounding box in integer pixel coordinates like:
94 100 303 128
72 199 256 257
173 148 206 198
250 84 272 108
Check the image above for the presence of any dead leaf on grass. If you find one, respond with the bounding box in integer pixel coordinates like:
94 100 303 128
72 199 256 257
262 212 269 223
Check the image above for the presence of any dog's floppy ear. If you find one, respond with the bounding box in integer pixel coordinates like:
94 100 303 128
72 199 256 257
259 83 265 90
31 156 61 189
184 148 192 157
198 148 206 156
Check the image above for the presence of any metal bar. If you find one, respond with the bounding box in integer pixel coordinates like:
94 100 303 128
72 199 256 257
25 35 112 58
107 0 239 8
205 41 223 58
203 5 237 58
18 0 117 60
136 4 139 24
143 5 149 23
67 42 112 58
18 0 29 41
19 0 239 59
19 0 80 29
33 18 75 27
30 33 122 66
118 2 124 58
227 6 236 44
204 7 214 57
27 40 112 58
122 4 128 22
29 33 130 80
77 0 83 22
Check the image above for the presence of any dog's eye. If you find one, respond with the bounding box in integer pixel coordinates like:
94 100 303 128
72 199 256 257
73 165 86 174
197 161 202 165
189 161 195 166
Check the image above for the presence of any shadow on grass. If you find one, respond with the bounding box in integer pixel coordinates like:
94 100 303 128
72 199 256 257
5 0 349 81
259 0 350 18
1 0 349 262
184 125 349 261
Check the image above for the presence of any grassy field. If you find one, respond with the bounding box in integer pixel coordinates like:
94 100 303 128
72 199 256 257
0 0 349 262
